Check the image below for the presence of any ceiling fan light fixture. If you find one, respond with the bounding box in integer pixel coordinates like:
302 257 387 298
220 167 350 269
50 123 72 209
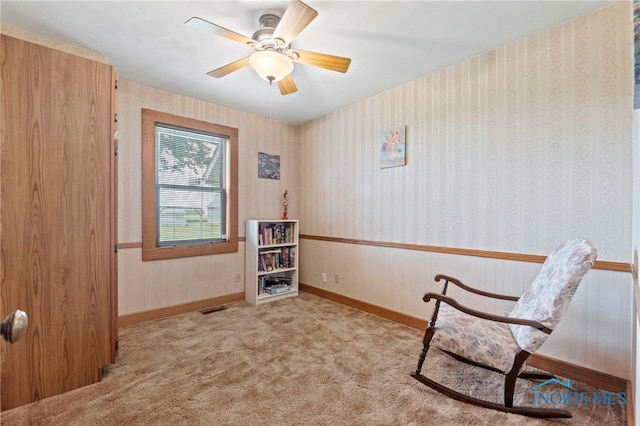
249 50 294 83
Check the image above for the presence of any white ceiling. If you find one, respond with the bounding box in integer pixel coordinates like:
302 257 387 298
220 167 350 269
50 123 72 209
0 1 615 125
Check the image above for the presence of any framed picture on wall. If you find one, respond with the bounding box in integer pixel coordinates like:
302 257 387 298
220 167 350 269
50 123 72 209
380 125 406 168
258 152 280 179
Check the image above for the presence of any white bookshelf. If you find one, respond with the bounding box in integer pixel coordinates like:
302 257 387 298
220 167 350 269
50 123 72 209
245 220 298 305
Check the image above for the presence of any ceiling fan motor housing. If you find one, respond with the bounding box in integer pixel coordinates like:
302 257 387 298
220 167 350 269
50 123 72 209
252 14 284 48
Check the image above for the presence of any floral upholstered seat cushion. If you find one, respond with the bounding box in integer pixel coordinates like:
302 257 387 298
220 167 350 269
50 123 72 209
430 303 522 373
508 237 597 353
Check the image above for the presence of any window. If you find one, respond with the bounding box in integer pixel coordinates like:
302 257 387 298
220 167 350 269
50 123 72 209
142 109 238 260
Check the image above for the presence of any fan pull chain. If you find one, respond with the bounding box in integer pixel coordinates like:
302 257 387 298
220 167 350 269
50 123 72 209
268 82 272 118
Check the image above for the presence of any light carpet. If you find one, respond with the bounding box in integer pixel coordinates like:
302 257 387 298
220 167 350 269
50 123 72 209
0 292 626 425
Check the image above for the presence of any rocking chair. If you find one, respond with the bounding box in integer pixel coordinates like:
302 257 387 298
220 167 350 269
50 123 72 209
411 237 597 418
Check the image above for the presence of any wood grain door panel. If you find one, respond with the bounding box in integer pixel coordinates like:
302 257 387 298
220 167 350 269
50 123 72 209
1 35 115 410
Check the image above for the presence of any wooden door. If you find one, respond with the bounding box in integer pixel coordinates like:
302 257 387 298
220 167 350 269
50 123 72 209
0 34 117 410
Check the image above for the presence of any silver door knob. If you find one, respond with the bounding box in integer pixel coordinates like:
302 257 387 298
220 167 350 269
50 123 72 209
1 310 28 343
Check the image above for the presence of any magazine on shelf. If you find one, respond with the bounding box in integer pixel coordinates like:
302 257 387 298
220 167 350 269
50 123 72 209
263 284 291 295
260 276 293 295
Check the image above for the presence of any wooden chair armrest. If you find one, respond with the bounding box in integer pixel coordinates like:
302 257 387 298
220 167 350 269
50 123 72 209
422 292 552 334
435 274 520 302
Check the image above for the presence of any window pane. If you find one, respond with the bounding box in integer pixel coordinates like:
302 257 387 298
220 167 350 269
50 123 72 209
156 124 227 245
157 188 223 244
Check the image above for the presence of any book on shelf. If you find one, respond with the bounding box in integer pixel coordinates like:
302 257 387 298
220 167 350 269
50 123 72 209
264 255 273 272
258 222 294 246
264 282 291 294
266 276 292 286
263 284 291 295
258 276 293 295
285 247 295 268
259 247 295 271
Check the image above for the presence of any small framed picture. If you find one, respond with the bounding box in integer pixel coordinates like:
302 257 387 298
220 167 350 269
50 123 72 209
258 152 280 179
380 125 406 168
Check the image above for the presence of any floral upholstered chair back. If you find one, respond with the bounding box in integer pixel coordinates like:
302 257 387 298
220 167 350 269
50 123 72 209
508 237 597 353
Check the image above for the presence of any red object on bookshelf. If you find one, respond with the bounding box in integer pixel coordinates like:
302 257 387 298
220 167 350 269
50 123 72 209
282 189 289 220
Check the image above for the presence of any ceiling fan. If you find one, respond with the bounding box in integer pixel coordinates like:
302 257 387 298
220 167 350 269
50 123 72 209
185 0 351 95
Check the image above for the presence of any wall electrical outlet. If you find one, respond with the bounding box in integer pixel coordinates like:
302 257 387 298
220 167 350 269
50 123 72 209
322 272 327 283
235 273 242 282
334 273 340 284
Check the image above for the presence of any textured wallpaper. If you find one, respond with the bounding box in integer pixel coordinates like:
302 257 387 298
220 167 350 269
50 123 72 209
297 2 632 262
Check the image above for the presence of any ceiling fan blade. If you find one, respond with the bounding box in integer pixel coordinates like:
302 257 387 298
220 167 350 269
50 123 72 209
272 0 318 46
206 57 250 78
186 17 255 46
278 74 298 95
292 50 351 73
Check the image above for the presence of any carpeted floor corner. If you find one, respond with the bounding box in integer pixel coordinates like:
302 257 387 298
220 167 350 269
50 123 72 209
0 292 626 425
